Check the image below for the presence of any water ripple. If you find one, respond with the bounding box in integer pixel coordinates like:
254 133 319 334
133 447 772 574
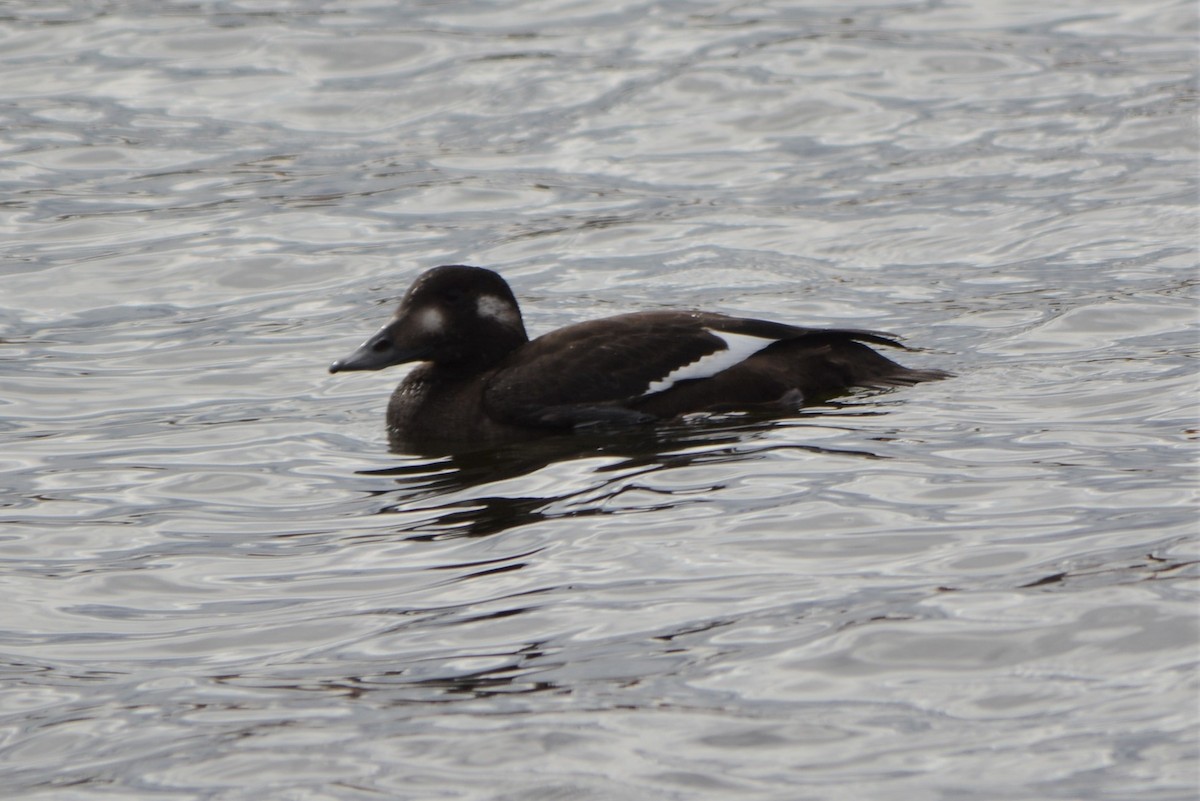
1 1 1196 799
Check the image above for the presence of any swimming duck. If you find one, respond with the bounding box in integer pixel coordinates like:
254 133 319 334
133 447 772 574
330 265 946 448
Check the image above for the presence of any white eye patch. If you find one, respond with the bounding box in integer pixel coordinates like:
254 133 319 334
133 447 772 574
476 294 522 329
643 329 776 395
416 306 446 334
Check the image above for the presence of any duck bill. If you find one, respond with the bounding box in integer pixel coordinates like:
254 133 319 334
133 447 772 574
329 324 431 373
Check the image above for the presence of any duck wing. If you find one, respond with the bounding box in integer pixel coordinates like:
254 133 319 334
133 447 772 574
482 311 905 430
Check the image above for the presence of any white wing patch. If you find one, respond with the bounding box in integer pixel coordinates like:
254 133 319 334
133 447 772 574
642 329 777 396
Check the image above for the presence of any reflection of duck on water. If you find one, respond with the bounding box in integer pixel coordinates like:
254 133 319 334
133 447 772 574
358 408 895 542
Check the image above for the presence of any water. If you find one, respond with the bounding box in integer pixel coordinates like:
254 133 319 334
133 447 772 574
2 1 1197 799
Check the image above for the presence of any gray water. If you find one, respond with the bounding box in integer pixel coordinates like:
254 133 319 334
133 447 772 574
2 1 1197 799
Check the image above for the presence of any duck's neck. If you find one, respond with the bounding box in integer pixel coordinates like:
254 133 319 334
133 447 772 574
439 327 528 374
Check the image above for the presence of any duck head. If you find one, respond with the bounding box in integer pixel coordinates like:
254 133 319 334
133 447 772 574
329 265 530 374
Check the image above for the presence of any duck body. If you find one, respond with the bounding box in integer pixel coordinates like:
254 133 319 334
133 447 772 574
330 265 947 449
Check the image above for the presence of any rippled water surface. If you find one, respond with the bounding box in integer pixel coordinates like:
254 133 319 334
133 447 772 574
3 1 1197 799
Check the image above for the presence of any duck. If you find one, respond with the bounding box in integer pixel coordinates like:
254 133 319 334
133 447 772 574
329 265 947 449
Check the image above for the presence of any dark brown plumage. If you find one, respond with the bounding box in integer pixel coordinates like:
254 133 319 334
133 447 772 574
329 265 948 449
